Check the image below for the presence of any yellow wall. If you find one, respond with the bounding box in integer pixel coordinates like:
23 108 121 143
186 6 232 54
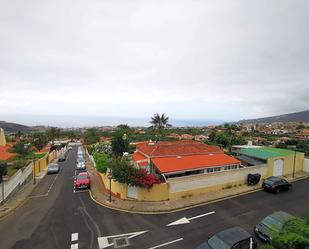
99 173 128 199
34 153 49 176
138 183 169 201
266 152 305 177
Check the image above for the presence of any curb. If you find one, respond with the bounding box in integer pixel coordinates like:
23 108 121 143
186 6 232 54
89 187 263 215
88 175 309 215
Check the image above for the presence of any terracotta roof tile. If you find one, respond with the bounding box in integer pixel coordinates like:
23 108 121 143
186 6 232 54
0 145 16 161
136 140 222 157
152 154 241 174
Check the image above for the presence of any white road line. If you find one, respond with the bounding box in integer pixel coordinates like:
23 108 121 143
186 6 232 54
71 233 78 242
28 194 48 198
46 173 59 194
73 189 89 194
71 243 78 249
149 238 183 249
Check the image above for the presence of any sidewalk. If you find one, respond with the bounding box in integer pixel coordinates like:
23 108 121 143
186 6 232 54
0 170 47 220
87 162 309 214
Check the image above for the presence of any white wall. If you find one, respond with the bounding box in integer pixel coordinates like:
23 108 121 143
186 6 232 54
304 158 309 173
1 162 33 202
168 165 267 194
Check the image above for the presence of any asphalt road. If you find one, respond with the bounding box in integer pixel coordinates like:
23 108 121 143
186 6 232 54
0 146 309 249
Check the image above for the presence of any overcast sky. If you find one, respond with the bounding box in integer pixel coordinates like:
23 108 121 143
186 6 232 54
0 0 308 127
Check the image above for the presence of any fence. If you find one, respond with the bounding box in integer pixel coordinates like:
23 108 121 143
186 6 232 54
1 162 33 203
1 150 61 204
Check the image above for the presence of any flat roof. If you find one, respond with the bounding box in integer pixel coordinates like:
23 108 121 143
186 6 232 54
152 154 240 174
237 147 297 160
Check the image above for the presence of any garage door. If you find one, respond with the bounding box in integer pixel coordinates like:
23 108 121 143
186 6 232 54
273 159 283 176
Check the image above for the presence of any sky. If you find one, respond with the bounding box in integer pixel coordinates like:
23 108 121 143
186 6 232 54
0 0 308 127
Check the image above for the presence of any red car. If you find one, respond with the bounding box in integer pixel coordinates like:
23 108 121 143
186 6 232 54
74 172 91 190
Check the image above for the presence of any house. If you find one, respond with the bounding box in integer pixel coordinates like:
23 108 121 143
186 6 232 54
132 140 241 180
194 134 209 141
167 133 181 140
181 134 194 140
0 128 16 161
297 129 309 141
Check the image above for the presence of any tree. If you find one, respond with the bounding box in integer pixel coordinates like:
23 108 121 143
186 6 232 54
12 142 31 156
84 128 100 145
111 130 129 157
271 217 309 249
46 127 60 144
32 133 48 151
150 113 171 139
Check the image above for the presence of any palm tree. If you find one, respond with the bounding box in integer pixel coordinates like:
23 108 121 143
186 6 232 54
150 113 171 139
46 127 60 144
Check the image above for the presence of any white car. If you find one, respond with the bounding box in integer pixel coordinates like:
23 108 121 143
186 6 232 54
68 146 73 150
76 159 86 170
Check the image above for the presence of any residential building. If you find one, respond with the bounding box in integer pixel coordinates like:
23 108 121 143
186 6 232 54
132 140 241 180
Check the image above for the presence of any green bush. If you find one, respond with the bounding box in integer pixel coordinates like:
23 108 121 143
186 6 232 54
93 153 109 173
271 217 309 249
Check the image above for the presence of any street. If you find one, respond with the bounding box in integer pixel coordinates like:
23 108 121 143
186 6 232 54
1 146 309 249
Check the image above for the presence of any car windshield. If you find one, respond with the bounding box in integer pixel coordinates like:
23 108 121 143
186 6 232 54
208 235 231 249
77 159 84 163
262 216 283 231
78 175 88 179
49 165 58 169
264 179 275 185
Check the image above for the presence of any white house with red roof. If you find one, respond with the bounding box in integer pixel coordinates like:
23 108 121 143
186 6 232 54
132 140 241 181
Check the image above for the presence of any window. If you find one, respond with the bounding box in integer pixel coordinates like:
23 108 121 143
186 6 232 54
214 167 221 172
206 168 214 173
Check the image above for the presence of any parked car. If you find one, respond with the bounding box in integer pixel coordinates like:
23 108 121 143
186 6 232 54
58 154 66 162
195 227 257 249
262 177 291 193
255 211 295 242
76 158 86 170
74 172 91 190
47 163 60 174
68 146 73 150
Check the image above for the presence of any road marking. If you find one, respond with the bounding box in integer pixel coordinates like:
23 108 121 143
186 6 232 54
28 173 60 198
73 189 89 194
71 243 78 249
71 233 78 242
167 211 215 226
97 230 148 249
149 238 183 249
28 193 48 198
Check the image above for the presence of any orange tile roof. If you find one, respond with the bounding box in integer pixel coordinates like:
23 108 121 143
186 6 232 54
0 145 16 161
132 151 147 161
136 140 222 157
137 161 148 167
152 154 241 174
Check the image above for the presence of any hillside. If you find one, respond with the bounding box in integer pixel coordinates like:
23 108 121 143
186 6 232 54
239 110 309 124
0 121 33 133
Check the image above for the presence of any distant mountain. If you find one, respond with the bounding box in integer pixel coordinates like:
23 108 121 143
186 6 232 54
0 121 33 133
239 110 309 124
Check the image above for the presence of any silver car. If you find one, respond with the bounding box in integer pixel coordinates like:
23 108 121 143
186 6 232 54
47 163 60 174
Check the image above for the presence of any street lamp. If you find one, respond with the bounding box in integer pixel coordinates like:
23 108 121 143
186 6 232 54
107 168 113 202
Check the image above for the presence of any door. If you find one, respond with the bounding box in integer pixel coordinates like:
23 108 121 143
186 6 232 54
273 159 283 176
127 186 138 199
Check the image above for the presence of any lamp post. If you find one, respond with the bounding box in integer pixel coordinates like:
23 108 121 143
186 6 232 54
107 170 113 202
292 150 296 179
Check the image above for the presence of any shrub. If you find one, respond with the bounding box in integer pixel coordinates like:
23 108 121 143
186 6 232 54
111 159 160 188
93 153 109 173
